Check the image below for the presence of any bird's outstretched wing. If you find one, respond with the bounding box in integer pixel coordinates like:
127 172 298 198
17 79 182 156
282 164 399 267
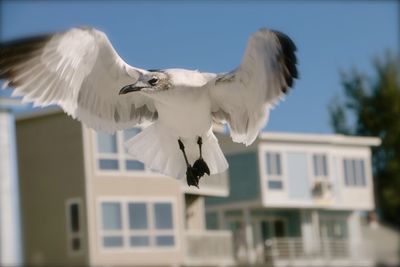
0 27 157 132
210 28 298 145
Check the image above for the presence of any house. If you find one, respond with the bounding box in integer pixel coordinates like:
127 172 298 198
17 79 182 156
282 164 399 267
206 132 381 267
15 108 234 267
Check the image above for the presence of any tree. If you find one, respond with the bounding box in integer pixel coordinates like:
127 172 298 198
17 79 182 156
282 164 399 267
329 52 400 226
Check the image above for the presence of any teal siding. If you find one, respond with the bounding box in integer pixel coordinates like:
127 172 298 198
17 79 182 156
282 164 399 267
205 212 219 230
250 209 301 237
206 152 260 205
286 152 312 200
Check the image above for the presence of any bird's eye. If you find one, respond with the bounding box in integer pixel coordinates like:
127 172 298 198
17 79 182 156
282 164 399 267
148 77 159 86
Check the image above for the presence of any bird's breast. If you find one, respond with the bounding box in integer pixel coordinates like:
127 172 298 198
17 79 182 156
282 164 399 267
155 88 212 138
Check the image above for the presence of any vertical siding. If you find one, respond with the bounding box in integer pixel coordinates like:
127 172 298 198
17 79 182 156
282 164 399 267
206 152 260 205
16 113 87 266
286 152 311 200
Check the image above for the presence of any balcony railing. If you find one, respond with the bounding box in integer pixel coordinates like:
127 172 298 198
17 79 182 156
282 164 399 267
260 237 376 267
184 230 234 266
264 237 350 261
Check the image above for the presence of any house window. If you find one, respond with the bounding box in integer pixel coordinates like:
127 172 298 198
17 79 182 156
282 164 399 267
101 202 123 248
100 199 176 250
66 198 83 255
265 152 283 189
313 154 328 178
95 129 145 172
343 158 367 187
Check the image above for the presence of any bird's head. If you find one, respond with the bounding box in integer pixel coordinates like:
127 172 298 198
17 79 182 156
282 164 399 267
119 71 171 95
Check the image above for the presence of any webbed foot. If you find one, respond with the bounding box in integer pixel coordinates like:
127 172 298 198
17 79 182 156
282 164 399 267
193 158 210 177
186 166 200 188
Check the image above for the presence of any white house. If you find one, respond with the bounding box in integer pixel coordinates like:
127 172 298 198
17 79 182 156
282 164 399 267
206 132 381 267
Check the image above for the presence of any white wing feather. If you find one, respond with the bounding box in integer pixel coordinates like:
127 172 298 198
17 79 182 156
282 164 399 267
210 28 298 145
0 27 157 132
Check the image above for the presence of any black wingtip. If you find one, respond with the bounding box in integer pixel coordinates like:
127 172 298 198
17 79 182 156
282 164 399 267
271 30 299 93
0 34 53 82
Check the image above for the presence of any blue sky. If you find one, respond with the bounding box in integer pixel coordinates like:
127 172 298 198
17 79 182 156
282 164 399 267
1 1 398 133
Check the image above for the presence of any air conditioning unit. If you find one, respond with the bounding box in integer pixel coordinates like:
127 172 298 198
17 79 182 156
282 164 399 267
312 180 332 198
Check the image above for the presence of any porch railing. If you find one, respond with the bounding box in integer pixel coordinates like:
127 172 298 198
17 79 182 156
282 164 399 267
264 237 350 261
184 230 235 266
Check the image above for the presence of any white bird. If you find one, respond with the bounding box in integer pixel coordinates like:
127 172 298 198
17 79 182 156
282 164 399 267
0 27 298 187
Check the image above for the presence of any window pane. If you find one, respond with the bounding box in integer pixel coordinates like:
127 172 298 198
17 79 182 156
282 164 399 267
314 154 328 177
322 155 328 176
313 155 318 176
69 203 80 233
359 160 366 186
130 236 150 247
155 235 175 246
97 132 117 153
266 153 281 176
101 203 122 230
268 180 283 190
124 128 141 142
154 203 173 229
103 236 123 247
71 237 81 251
344 159 351 186
126 160 145 171
128 203 148 229
275 154 281 175
99 159 119 170
351 159 357 185
266 153 272 175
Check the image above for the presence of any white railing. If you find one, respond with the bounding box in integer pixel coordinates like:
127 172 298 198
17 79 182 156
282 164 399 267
264 237 350 261
184 230 234 266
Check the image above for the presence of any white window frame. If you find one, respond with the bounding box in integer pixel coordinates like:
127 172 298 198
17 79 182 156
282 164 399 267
343 158 367 187
65 198 84 256
265 151 284 190
97 197 178 252
312 153 329 180
93 129 160 176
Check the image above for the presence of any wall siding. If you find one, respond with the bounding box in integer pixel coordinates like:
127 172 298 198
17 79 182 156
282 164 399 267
206 152 260 206
250 209 301 237
17 113 88 266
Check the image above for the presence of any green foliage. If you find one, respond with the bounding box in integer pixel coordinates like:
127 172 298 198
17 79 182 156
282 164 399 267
330 52 400 226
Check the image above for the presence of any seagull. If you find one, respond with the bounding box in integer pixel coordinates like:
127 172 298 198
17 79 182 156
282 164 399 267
0 27 298 188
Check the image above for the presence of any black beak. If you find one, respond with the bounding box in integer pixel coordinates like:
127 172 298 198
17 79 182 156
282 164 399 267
119 84 145 95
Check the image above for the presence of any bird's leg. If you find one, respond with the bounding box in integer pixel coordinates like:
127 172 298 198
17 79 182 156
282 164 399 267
178 139 200 188
193 137 210 177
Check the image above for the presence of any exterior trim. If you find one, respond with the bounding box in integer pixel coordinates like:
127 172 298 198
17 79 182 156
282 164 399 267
96 196 180 253
260 132 381 147
65 197 84 257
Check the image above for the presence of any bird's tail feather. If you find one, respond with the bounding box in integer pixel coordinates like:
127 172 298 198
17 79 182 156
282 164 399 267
125 123 228 179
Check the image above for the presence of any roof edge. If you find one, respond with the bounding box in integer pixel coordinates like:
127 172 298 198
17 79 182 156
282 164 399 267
260 132 381 147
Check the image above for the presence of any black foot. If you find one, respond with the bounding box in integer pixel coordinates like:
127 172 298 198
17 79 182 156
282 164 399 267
193 158 210 177
186 166 200 188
